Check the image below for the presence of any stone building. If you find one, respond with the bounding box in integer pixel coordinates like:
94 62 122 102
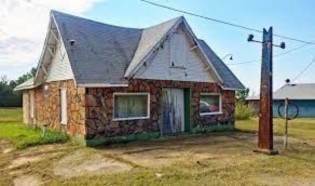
15 11 244 146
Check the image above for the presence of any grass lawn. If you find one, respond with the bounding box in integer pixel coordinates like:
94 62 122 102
0 108 68 149
236 117 315 141
0 107 22 122
0 108 314 185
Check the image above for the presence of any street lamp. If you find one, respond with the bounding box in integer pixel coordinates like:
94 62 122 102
221 54 233 61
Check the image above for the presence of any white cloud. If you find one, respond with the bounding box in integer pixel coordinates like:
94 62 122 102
0 0 101 67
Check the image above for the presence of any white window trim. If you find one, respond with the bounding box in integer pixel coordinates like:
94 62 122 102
60 87 68 125
199 93 223 116
112 92 150 121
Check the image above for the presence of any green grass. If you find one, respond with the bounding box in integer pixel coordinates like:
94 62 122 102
0 108 68 149
235 117 315 141
0 107 22 122
0 108 314 185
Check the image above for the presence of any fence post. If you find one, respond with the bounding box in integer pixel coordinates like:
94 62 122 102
284 97 289 150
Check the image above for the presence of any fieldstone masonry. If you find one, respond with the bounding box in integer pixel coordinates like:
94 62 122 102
85 79 235 139
24 79 235 140
26 80 86 137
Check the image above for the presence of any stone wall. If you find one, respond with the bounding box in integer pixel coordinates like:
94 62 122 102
24 80 86 137
85 79 235 139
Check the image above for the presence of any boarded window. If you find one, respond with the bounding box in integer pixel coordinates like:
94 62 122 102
170 33 187 68
60 88 68 124
199 94 221 115
29 91 35 119
113 93 150 120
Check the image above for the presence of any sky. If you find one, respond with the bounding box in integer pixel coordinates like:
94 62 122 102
0 0 315 95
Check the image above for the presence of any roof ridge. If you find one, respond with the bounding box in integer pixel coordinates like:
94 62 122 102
51 10 143 30
144 16 183 29
124 16 183 77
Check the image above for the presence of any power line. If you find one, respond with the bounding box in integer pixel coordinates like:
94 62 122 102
226 43 310 66
291 58 315 82
140 0 315 45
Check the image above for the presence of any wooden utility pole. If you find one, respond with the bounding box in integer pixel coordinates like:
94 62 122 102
258 27 277 154
248 27 285 155
284 97 289 150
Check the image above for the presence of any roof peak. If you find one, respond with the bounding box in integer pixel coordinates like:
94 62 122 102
51 10 185 31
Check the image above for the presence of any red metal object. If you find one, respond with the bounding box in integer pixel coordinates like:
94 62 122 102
256 27 278 154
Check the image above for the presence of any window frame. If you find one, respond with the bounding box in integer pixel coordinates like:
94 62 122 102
199 93 223 116
60 88 68 125
112 92 150 121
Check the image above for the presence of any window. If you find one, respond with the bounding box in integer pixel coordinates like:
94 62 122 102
113 93 150 121
199 93 222 115
60 88 68 124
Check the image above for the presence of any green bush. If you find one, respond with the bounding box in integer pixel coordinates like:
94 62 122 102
235 102 255 120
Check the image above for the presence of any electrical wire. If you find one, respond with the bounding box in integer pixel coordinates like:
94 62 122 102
140 0 315 45
291 58 315 82
226 43 310 66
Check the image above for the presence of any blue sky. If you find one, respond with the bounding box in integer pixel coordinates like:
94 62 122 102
1 0 315 94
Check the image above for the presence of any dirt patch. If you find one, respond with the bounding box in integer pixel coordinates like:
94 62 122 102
13 175 40 186
99 134 257 168
300 178 315 186
54 150 132 178
9 156 44 169
8 151 63 170
18 144 71 157
0 140 13 154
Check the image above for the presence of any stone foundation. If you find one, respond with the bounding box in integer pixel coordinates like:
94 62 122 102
85 79 235 139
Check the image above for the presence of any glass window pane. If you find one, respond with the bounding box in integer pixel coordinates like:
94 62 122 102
114 94 148 119
200 95 220 114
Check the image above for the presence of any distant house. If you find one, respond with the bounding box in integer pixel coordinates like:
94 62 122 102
247 83 315 118
14 11 244 145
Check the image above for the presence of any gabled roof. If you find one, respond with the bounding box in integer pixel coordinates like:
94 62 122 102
52 11 143 85
125 16 182 78
17 11 245 90
198 40 245 90
247 83 315 100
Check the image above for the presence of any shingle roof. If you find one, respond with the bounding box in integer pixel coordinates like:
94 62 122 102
247 83 315 100
22 11 244 90
198 40 245 90
53 11 143 85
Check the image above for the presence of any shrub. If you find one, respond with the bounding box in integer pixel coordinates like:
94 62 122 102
235 102 255 120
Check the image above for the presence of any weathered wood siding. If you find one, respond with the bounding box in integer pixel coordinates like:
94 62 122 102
162 88 185 134
46 40 74 82
134 28 216 83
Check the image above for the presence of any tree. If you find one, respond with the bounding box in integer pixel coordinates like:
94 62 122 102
0 68 36 107
236 88 250 103
15 67 36 85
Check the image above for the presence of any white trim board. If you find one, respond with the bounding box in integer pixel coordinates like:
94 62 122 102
199 93 222 116
112 92 150 121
